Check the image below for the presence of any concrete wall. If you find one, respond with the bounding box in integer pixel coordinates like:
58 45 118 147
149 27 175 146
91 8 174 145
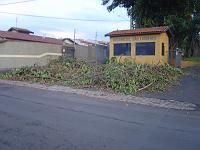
74 45 90 62
0 40 62 68
74 45 108 64
96 45 109 64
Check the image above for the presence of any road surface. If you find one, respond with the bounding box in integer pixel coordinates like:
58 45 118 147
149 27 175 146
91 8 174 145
140 66 200 105
0 83 200 150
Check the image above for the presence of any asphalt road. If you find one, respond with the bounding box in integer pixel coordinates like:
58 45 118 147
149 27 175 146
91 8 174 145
140 65 200 106
0 83 200 150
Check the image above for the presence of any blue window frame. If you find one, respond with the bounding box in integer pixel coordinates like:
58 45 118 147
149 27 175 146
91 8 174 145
136 42 155 55
114 43 131 56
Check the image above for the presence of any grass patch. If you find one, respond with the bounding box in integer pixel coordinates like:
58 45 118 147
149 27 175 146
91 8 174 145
0 58 183 94
183 57 200 62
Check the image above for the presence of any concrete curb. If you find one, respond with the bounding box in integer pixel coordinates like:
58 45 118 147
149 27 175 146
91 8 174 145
0 80 197 111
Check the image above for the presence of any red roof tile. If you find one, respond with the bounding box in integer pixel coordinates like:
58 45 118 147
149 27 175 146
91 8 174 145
106 26 170 37
0 31 63 45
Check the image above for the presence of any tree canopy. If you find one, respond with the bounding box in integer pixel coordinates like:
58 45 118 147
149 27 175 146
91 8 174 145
102 0 200 57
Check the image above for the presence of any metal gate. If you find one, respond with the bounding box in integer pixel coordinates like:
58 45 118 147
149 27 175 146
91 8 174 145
62 45 75 58
169 48 182 68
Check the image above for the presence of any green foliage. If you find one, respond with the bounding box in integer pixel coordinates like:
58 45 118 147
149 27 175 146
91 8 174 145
0 59 182 94
183 57 200 62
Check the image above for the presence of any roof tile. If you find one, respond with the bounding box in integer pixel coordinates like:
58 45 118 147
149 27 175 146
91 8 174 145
106 26 169 37
0 31 63 45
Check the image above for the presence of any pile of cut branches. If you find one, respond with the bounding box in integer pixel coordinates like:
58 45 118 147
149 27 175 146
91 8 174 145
0 58 183 94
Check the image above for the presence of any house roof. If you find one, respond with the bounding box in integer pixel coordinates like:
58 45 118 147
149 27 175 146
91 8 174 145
106 26 172 37
63 38 78 45
77 39 94 46
8 27 34 34
63 38 108 47
0 30 63 45
75 39 108 46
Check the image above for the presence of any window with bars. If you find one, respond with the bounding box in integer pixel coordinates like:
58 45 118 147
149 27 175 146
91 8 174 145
114 43 131 56
136 42 155 55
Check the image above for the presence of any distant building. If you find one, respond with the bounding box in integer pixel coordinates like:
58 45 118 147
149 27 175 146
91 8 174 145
8 27 34 34
63 38 109 64
63 38 77 45
63 38 108 47
75 39 108 47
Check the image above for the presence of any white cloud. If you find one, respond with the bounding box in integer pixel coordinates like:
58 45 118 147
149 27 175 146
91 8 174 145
0 0 130 40
39 29 86 39
0 0 105 17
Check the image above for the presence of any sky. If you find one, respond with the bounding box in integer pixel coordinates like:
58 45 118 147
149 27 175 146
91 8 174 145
0 0 130 41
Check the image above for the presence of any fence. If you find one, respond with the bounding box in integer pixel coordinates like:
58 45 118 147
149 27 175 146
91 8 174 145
74 45 108 64
0 40 62 69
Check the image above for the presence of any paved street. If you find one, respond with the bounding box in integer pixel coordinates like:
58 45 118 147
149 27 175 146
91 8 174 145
0 83 200 150
140 66 200 106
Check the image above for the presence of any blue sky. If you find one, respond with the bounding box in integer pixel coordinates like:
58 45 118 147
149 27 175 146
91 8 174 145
0 0 130 41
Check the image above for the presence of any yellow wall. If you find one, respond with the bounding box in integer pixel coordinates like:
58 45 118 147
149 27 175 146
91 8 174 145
109 33 169 65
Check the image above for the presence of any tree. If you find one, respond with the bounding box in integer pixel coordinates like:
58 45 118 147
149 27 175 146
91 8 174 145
102 0 200 57
182 15 200 56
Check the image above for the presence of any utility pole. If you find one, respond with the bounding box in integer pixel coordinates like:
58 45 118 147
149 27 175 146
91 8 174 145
16 17 18 28
95 31 98 64
73 29 76 48
95 31 97 46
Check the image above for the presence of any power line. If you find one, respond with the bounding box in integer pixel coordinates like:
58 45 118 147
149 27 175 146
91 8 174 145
0 0 37 6
117 15 129 21
0 11 129 22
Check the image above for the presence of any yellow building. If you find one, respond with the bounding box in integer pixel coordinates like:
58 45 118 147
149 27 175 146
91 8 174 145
106 26 173 65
